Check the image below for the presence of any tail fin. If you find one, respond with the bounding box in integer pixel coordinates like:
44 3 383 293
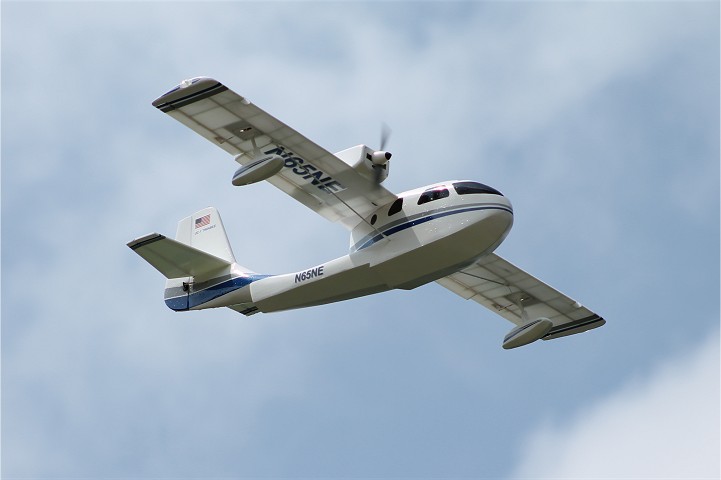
128 207 253 279
128 207 262 313
175 207 236 264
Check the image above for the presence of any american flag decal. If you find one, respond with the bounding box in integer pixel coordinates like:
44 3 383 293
194 214 211 229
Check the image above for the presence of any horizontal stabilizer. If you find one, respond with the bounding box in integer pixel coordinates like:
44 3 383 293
128 233 231 278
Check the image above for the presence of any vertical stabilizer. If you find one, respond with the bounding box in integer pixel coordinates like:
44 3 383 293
128 206 261 313
175 207 236 263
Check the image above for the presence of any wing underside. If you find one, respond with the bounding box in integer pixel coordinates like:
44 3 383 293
152 77 396 229
436 253 605 341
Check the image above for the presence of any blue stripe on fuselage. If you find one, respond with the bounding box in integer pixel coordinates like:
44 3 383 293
352 204 513 252
165 274 271 311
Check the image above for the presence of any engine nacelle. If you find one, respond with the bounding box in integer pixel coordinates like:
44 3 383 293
333 145 390 184
502 317 553 349
370 150 392 165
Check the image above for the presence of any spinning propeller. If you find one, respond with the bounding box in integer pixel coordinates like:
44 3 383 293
370 122 392 184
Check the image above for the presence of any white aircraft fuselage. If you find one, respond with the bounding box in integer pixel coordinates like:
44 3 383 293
172 180 513 314
129 76 605 349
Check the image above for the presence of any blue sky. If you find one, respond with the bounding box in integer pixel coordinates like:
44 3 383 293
2 2 719 478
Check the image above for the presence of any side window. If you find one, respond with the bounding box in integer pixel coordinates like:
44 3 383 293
388 198 403 216
417 188 449 205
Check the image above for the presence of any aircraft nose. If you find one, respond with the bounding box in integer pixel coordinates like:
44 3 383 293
480 200 514 251
490 203 514 233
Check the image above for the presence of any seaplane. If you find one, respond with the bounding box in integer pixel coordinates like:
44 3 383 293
128 77 605 349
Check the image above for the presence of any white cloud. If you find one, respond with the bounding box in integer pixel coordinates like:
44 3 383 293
510 330 720 480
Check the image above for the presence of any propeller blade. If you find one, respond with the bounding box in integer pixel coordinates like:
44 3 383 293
372 122 392 187
380 122 392 151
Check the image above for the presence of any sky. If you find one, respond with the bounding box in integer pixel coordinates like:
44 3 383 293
2 1 719 479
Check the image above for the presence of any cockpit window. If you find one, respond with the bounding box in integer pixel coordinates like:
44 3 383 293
453 181 503 196
388 198 403 216
418 188 450 205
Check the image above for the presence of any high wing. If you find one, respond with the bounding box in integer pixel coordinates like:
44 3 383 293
436 253 605 346
152 77 396 230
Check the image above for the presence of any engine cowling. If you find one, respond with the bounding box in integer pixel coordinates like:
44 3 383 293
356 148 391 184
370 150 392 165
334 145 391 184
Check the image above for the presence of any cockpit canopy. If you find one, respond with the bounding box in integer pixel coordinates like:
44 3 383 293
417 181 503 205
452 181 503 197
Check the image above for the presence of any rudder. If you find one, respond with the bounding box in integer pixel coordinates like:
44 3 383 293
175 207 236 264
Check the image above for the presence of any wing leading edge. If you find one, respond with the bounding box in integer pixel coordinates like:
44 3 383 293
152 77 396 229
436 253 605 346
